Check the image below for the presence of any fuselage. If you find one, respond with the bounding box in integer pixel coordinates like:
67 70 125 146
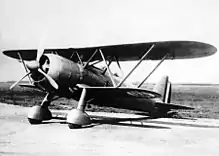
32 54 128 93
31 53 157 113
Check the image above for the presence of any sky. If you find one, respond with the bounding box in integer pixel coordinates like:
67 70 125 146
0 0 219 83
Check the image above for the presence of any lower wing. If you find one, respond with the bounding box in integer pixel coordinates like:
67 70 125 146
77 86 193 111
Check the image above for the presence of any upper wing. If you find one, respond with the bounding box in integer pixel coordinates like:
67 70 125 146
2 41 216 61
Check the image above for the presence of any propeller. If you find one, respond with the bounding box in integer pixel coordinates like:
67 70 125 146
10 71 31 90
10 48 59 90
38 69 58 89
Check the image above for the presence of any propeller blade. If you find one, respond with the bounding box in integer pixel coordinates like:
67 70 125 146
38 69 58 90
36 35 47 62
17 52 32 83
36 47 44 62
10 71 31 90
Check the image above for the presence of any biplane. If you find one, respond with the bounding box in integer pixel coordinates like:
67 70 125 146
2 41 217 129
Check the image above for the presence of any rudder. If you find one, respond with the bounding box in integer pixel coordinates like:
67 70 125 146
153 75 171 103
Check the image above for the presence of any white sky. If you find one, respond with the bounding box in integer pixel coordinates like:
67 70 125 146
0 0 219 83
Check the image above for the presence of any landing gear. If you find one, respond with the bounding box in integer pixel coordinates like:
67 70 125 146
27 105 52 124
67 88 91 129
67 109 91 128
27 93 53 124
28 118 43 124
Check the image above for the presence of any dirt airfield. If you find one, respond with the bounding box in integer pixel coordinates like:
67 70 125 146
1 103 219 156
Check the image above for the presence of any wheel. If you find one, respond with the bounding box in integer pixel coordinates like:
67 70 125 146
27 106 52 125
66 109 91 129
28 118 42 124
27 105 52 121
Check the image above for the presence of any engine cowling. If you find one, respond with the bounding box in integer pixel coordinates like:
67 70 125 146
44 54 81 87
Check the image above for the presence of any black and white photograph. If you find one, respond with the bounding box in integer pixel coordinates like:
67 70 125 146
0 0 219 155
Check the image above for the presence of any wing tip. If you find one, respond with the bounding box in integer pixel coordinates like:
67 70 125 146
2 49 38 60
194 41 217 57
178 41 217 59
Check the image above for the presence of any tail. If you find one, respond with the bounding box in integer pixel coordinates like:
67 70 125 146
153 75 171 103
153 76 193 111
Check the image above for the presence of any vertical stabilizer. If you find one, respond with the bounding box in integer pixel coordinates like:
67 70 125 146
153 75 171 103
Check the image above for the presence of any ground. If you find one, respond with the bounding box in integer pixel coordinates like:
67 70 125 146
1 83 219 155
1 103 219 156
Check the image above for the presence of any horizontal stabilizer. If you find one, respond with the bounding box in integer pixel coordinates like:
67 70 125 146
156 102 194 110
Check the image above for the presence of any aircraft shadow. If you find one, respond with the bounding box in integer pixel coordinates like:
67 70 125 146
135 112 197 120
91 116 170 129
42 114 219 129
41 116 95 129
46 115 170 129
143 120 219 128
40 116 67 124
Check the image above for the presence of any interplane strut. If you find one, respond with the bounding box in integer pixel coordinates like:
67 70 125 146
116 44 155 88
137 53 169 88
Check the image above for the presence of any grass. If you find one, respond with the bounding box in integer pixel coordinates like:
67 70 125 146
1 82 219 119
